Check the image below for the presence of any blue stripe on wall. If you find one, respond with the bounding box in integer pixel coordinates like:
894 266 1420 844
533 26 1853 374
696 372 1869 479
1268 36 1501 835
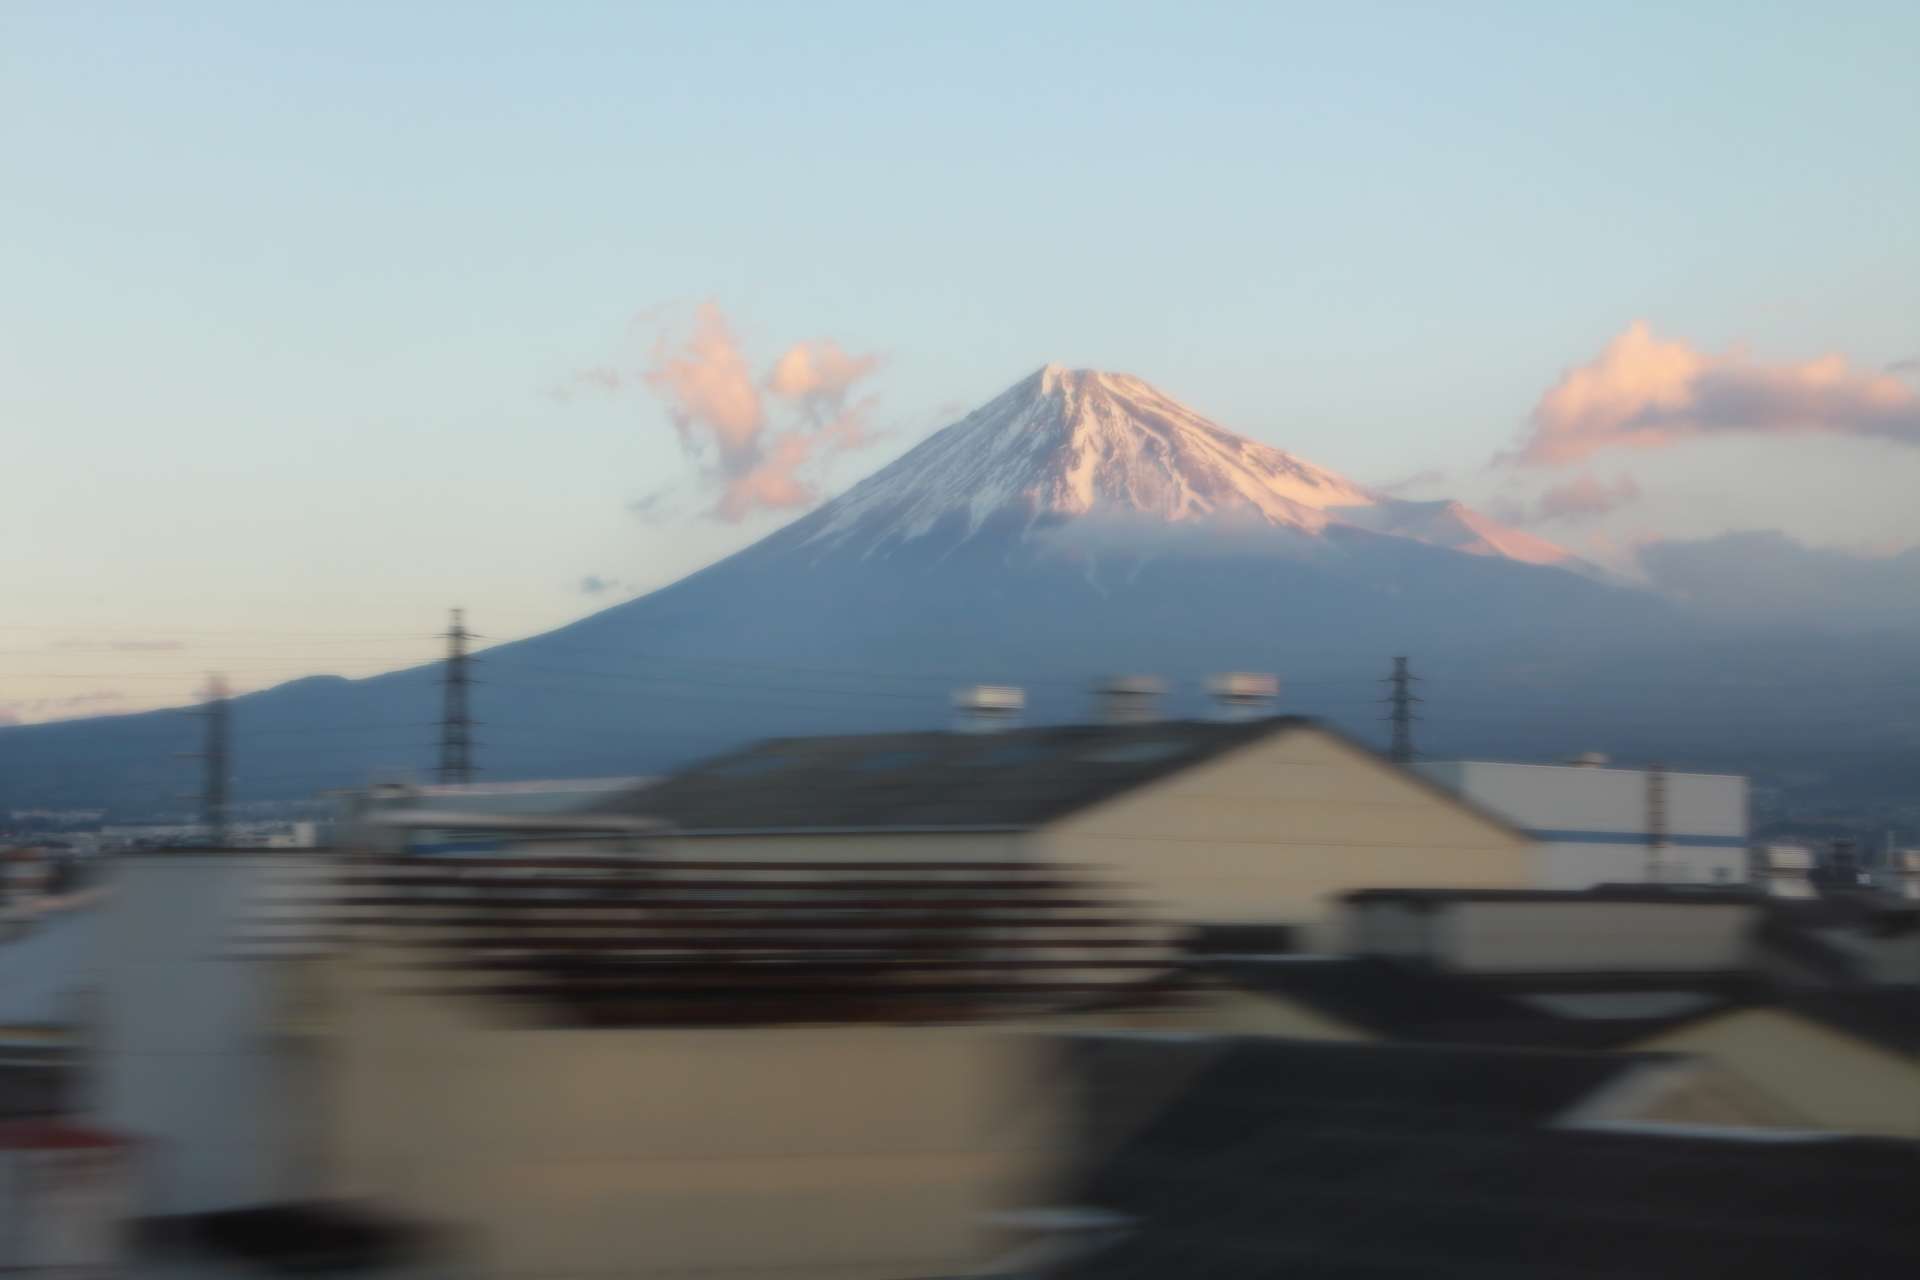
1524 829 1747 848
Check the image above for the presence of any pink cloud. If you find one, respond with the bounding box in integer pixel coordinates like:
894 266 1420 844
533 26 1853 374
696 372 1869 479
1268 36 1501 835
644 301 769 478
1516 322 1920 466
626 302 884 521
765 339 879 412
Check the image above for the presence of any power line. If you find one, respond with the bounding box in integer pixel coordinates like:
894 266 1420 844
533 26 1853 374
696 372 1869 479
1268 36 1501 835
1403 715 1920 731
1416 700 1920 715
480 658 951 702
0 625 433 636
474 679 938 719
1418 678 1920 693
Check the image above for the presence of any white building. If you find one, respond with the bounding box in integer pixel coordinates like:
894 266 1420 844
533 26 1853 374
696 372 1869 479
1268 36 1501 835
1411 760 1746 890
324 776 649 854
86 850 334 1215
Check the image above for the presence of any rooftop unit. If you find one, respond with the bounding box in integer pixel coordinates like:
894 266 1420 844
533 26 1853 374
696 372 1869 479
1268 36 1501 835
1874 849 1920 900
1091 676 1166 725
1204 672 1279 722
1752 844 1820 899
951 685 1025 734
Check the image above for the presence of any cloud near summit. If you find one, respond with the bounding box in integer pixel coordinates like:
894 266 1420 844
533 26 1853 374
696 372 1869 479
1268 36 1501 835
1513 322 1920 466
621 302 882 521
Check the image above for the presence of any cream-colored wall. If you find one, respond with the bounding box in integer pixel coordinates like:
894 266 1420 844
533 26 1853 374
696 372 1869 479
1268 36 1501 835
1036 728 1529 928
1633 1008 1920 1137
323 949 1065 1280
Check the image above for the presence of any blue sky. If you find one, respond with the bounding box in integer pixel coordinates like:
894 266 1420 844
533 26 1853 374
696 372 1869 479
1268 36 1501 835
3 1 1916 721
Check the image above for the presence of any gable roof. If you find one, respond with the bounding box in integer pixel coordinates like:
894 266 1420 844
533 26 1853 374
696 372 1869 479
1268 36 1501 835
589 717 1317 834
1069 1036 1920 1280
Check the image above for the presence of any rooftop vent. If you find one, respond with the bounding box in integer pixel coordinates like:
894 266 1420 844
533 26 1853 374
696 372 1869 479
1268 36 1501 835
1751 844 1819 899
1875 849 1920 900
1091 675 1165 725
952 685 1025 734
1205 672 1279 722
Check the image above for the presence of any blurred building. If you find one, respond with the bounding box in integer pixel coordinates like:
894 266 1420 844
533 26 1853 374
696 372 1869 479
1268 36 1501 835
86 849 336 1217
326 777 650 855
315 852 1178 1280
1873 847 1920 899
576 717 1534 938
1411 758 1746 888
1166 887 1920 1137
0 1118 139 1276
67 725 1908 1277
1048 1034 1919 1279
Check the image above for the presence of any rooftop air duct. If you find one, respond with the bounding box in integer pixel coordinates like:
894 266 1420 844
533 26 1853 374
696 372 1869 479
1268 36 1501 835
1204 672 1279 722
1092 676 1166 725
952 686 1025 734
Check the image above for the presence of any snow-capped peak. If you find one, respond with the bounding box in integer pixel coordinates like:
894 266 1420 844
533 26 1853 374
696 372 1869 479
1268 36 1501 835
794 366 1580 570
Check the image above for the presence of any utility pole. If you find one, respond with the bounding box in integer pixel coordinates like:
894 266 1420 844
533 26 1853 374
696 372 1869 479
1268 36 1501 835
1645 763 1669 882
437 609 474 785
1385 656 1420 764
201 674 232 846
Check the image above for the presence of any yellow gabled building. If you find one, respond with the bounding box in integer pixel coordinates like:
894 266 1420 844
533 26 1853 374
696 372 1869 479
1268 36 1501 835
581 715 1533 937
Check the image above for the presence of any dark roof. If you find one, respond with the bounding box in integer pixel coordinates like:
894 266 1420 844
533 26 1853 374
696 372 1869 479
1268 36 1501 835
1068 1036 1920 1280
1779 987 1920 1058
588 718 1307 834
1199 955 1764 1050
1069 1034 1658 1141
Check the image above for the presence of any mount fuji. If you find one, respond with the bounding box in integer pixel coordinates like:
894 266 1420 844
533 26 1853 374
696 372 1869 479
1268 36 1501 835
784 365 1582 571
4 367 1914 816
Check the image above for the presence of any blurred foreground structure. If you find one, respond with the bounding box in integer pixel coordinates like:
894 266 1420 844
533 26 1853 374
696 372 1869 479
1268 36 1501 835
2 710 1917 1276
571 717 1535 939
1053 1035 1917 1279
